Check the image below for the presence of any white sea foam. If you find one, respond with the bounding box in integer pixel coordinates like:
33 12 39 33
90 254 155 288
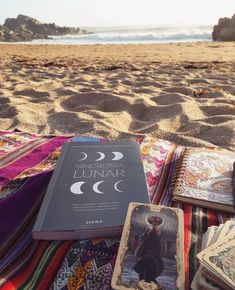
32 25 212 45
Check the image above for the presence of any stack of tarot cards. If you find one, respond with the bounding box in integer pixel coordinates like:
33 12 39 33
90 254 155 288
191 220 235 290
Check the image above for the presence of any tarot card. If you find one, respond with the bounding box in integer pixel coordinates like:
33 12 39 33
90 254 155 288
202 236 235 289
207 224 224 246
196 222 234 290
201 268 234 290
218 220 235 240
111 203 184 290
204 226 219 247
202 226 219 249
197 227 235 266
191 226 218 290
197 223 235 290
198 274 222 290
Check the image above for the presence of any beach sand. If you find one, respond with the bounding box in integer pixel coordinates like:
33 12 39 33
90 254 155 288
0 42 234 150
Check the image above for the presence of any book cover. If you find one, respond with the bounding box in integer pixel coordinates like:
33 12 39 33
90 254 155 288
171 148 235 213
32 141 149 240
112 202 184 290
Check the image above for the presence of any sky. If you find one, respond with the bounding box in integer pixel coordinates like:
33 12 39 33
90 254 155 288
0 0 235 27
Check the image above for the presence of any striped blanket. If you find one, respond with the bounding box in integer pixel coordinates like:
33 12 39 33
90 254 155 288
0 131 232 290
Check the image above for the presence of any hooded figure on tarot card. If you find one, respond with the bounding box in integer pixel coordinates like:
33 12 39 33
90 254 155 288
134 215 164 285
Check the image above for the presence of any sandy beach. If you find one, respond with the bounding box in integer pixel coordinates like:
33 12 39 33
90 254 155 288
0 42 234 150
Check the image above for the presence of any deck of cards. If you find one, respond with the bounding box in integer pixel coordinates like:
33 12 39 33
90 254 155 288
191 221 235 290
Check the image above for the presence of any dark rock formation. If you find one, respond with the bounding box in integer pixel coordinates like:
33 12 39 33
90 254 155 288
0 14 89 42
212 14 235 41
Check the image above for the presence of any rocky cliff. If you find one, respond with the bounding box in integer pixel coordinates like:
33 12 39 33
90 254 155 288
0 14 89 42
212 14 235 41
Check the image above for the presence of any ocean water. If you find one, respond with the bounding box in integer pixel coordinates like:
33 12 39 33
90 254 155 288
32 25 212 45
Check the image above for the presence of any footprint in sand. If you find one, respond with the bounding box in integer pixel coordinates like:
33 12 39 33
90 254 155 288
47 111 95 134
0 104 17 118
0 96 11 105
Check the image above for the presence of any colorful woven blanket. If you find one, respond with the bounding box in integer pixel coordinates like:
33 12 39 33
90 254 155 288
0 131 232 290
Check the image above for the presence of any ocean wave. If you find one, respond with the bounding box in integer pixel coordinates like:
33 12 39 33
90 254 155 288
33 26 212 44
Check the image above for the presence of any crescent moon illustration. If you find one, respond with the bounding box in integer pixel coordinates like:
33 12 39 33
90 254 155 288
70 181 86 194
114 180 124 192
112 151 123 161
77 152 87 161
96 152 105 161
93 181 104 194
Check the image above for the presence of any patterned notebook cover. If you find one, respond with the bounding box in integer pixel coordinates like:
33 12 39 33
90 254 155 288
172 148 235 211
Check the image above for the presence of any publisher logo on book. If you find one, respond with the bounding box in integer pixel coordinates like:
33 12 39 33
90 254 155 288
86 220 103 225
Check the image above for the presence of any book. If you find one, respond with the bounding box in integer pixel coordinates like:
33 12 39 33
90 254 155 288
112 202 184 290
171 147 235 213
32 140 149 240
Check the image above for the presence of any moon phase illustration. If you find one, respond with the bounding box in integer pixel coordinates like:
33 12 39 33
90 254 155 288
93 181 104 194
70 181 86 194
112 151 123 160
114 180 124 192
77 152 87 161
95 152 105 161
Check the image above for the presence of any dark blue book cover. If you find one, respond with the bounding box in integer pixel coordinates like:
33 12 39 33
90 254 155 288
33 140 149 239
